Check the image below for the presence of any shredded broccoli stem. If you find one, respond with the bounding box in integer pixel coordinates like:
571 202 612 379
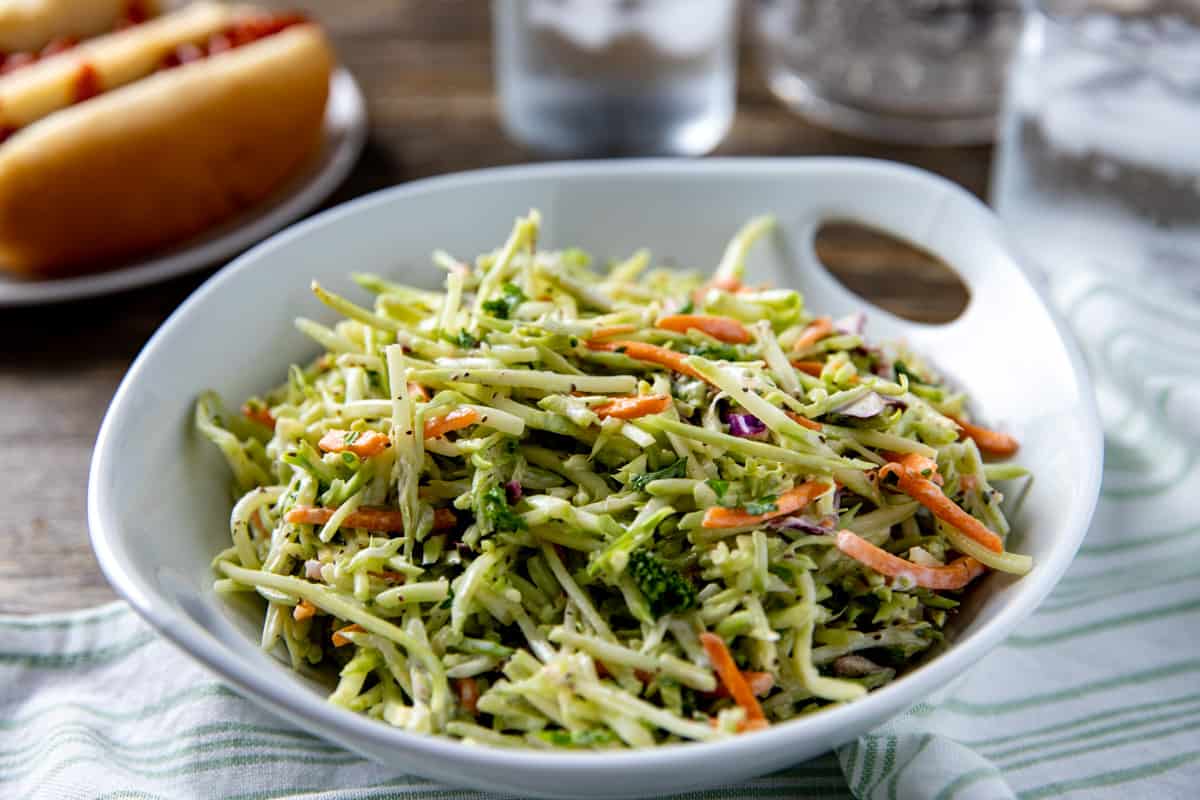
197 212 1030 748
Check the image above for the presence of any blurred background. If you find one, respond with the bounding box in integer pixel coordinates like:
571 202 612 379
3 0 1198 611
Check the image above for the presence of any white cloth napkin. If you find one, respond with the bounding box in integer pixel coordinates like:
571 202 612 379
3 272 1195 800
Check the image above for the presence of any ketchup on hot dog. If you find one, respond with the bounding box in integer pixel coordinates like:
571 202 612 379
120 1 154 28
0 37 80 75
161 13 308 70
0 1 151 74
72 63 102 104
0 11 311 144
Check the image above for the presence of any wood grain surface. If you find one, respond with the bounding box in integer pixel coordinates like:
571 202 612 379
0 0 980 613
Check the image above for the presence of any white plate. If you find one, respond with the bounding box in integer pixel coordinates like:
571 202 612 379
89 159 1103 799
0 68 366 306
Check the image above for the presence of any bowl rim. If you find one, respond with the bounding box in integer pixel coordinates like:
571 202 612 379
88 157 1103 774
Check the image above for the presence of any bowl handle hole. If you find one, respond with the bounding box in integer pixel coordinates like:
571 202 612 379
813 221 970 325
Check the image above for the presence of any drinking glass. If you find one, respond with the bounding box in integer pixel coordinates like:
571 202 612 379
751 0 1022 144
992 1 1200 295
492 0 738 157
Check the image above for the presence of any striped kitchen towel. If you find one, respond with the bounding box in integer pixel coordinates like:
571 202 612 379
0 604 847 799
835 270 1200 800
2 270 1196 799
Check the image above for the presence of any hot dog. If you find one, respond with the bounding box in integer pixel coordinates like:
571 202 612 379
0 1 158 56
0 2 333 277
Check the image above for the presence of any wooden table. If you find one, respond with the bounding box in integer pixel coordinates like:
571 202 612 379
0 0 980 614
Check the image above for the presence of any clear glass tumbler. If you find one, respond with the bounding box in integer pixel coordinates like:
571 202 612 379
752 0 1022 144
992 1 1200 295
492 0 738 157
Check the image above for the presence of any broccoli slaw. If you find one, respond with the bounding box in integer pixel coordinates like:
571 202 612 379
198 212 1031 748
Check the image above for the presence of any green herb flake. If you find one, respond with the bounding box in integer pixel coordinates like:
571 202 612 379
705 478 729 501
630 458 687 492
481 283 527 320
743 496 779 516
449 329 480 350
481 485 526 532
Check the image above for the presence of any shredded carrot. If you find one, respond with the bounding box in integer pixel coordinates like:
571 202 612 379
879 452 942 485
456 677 480 714
901 478 1003 552
713 670 774 699
423 407 480 439
587 340 706 382
249 508 270 539
790 360 824 377
835 530 988 590
879 454 1002 553
292 599 316 622
318 429 391 458
242 403 274 429
284 505 457 533
784 410 823 431
593 394 672 420
590 324 638 340
332 623 364 647
702 480 832 529
408 382 429 402
951 416 1020 457
792 317 833 352
700 632 767 732
656 314 752 344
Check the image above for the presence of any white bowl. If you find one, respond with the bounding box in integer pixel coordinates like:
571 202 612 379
89 159 1102 799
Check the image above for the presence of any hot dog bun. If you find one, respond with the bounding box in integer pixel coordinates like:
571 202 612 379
0 22 333 276
0 2 240 132
0 1 159 53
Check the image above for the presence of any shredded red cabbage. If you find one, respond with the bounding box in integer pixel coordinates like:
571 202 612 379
727 413 767 438
769 514 837 535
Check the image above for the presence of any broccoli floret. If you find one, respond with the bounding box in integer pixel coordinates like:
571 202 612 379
627 549 697 618
480 485 526 532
